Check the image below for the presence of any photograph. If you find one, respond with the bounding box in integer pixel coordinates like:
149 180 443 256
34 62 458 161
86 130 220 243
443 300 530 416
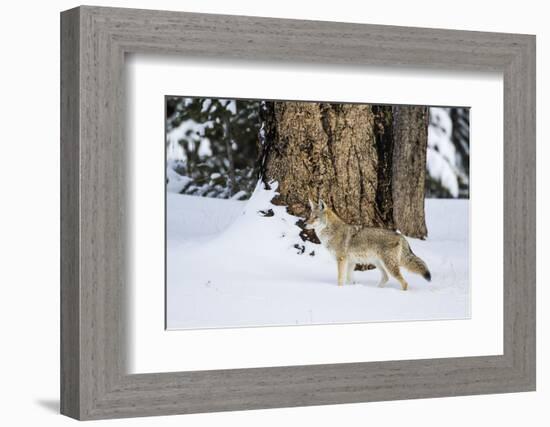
165 96 470 330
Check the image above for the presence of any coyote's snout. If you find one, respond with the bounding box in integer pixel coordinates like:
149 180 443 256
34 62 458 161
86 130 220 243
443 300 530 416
306 199 431 290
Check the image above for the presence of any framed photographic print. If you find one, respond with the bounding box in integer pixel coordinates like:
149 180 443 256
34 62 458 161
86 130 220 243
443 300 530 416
164 96 471 330
61 5 536 420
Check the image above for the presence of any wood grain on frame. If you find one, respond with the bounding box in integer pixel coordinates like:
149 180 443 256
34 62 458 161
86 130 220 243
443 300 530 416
60 6 536 420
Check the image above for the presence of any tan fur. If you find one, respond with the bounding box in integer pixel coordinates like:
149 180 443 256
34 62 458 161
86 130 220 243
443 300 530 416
306 199 431 290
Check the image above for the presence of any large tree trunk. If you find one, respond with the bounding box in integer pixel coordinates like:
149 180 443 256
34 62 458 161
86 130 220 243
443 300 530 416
259 101 428 241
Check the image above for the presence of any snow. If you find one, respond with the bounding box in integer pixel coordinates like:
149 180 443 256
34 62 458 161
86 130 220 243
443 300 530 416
427 107 460 197
230 190 248 200
166 167 192 194
224 99 237 114
167 183 470 330
166 118 214 162
167 192 245 240
200 98 212 112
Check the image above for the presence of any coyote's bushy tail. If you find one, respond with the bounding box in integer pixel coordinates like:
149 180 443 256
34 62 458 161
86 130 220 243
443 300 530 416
400 238 431 281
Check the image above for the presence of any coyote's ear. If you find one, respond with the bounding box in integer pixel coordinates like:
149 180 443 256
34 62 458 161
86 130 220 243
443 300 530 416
308 199 315 211
319 199 327 211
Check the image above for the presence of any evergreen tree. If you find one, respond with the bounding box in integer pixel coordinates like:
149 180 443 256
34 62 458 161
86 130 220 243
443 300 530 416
166 97 261 199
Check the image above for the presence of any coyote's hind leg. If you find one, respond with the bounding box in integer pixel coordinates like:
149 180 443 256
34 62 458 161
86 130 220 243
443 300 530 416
382 259 409 291
374 260 389 288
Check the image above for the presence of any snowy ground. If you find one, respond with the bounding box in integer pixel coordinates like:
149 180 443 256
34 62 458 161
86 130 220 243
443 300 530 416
166 184 470 329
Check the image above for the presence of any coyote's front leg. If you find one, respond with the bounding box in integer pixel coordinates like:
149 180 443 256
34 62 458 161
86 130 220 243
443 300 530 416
337 256 347 287
346 262 356 284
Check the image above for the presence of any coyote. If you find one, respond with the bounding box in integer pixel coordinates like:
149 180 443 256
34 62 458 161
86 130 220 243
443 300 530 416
305 200 431 290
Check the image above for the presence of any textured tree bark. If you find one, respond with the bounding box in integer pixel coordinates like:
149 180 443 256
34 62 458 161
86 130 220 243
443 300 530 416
259 101 428 241
392 105 428 238
372 105 395 229
260 102 389 228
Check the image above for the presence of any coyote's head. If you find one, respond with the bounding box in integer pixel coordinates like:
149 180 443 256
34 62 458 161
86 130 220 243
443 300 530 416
305 199 329 231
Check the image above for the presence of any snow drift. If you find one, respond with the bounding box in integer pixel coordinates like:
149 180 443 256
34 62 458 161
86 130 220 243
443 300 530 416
167 183 470 329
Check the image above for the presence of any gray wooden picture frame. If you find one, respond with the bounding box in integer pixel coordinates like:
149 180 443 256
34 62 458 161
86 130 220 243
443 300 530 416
60 5 536 421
